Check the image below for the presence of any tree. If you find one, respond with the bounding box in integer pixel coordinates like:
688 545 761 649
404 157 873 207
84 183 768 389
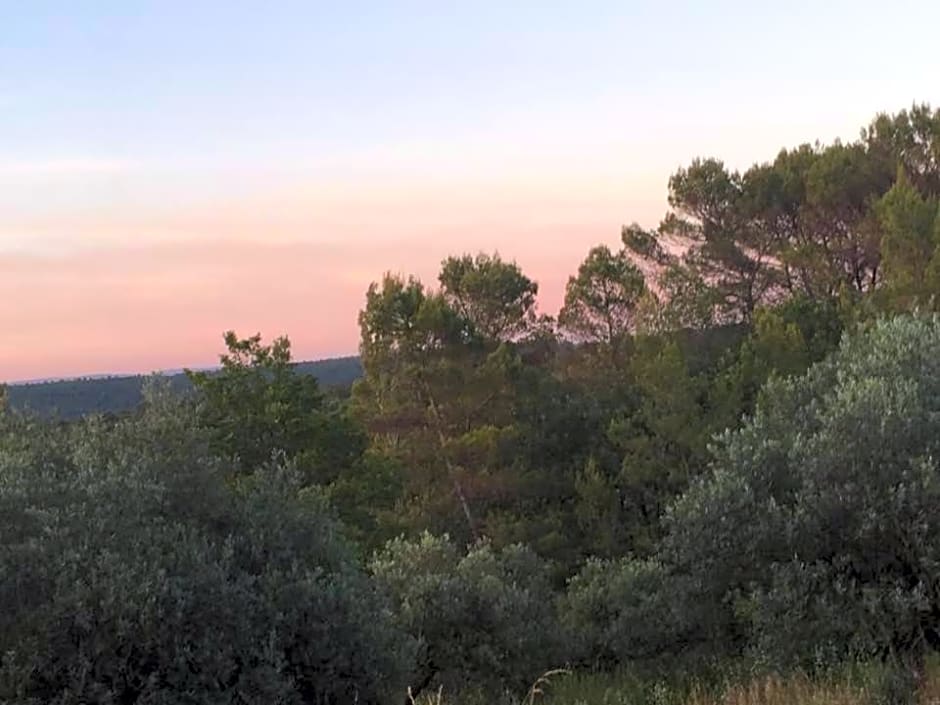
710 306 817 420
624 115 917 321
188 331 365 486
573 458 625 559
563 558 679 669
663 315 940 675
187 332 399 550
802 142 890 294
661 158 783 322
354 273 521 542
439 253 539 343
876 169 940 309
636 261 717 333
0 387 413 704
371 533 562 700
864 104 940 198
558 244 647 358
491 355 611 569
605 339 711 555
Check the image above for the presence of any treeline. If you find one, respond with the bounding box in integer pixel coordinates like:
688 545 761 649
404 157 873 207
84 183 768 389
6 356 363 419
2 104 940 704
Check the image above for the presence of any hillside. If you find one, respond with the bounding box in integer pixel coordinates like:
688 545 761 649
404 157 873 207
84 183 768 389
6 356 363 419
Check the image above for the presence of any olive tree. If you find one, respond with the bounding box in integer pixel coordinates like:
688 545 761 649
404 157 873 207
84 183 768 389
663 315 940 674
0 385 413 705
562 558 681 669
371 533 563 701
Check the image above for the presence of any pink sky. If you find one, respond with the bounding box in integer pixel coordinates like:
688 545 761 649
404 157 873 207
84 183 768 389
1 167 662 382
5 1 940 383
3 100 933 382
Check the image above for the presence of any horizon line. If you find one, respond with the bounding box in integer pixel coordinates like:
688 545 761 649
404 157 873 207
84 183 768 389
3 352 361 387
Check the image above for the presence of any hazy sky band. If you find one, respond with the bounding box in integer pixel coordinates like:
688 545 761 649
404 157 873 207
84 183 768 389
2 1 939 380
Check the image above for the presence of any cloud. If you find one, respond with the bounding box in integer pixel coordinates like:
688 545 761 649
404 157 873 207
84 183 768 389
0 158 132 177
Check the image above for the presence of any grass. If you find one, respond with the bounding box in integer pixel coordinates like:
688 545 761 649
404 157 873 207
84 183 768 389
412 656 940 705
540 661 940 705
686 674 878 705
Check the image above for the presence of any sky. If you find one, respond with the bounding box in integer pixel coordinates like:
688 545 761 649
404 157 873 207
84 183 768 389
2 1 939 382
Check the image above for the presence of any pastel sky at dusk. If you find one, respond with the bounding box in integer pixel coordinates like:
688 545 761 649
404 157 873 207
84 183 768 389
3 1 939 382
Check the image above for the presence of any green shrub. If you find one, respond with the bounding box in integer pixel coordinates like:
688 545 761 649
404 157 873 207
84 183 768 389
372 533 563 700
0 388 412 704
562 558 681 669
664 315 940 669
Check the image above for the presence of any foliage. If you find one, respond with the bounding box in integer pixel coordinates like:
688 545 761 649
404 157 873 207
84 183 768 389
187 331 365 485
876 169 940 309
439 252 540 343
562 558 679 669
607 337 715 554
710 300 842 420
664 315 940 670
9 103 940 700
558 244 647 354
353 271 520 541
0 387 412 704
372 533 563 701
188 333 398 550
625 107 940 324
5 356 362 419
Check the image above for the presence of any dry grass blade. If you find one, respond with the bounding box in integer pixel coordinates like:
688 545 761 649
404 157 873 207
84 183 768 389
407 684 445 705
523 668 572 705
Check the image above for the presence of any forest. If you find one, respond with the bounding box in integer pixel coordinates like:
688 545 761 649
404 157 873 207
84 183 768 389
3 104 940 705
6 356 363 419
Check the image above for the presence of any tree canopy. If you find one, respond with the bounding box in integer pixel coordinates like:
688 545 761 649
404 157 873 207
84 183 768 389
6 103 940 703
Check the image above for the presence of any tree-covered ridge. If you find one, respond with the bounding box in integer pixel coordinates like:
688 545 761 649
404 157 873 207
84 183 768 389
3 104 940 704
5 355 363 419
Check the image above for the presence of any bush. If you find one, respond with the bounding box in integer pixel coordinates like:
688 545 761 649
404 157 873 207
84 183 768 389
562 558 681 669
663 315 940 670
0 388 413 704
371 533 563 700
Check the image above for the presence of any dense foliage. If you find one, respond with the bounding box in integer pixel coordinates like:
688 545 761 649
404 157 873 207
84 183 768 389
0 386 411 704
372 534 562 699
665 315 940 669
3 104 940 703
6 356 362 419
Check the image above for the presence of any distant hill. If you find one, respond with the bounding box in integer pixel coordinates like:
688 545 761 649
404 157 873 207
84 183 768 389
6 356 363 419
